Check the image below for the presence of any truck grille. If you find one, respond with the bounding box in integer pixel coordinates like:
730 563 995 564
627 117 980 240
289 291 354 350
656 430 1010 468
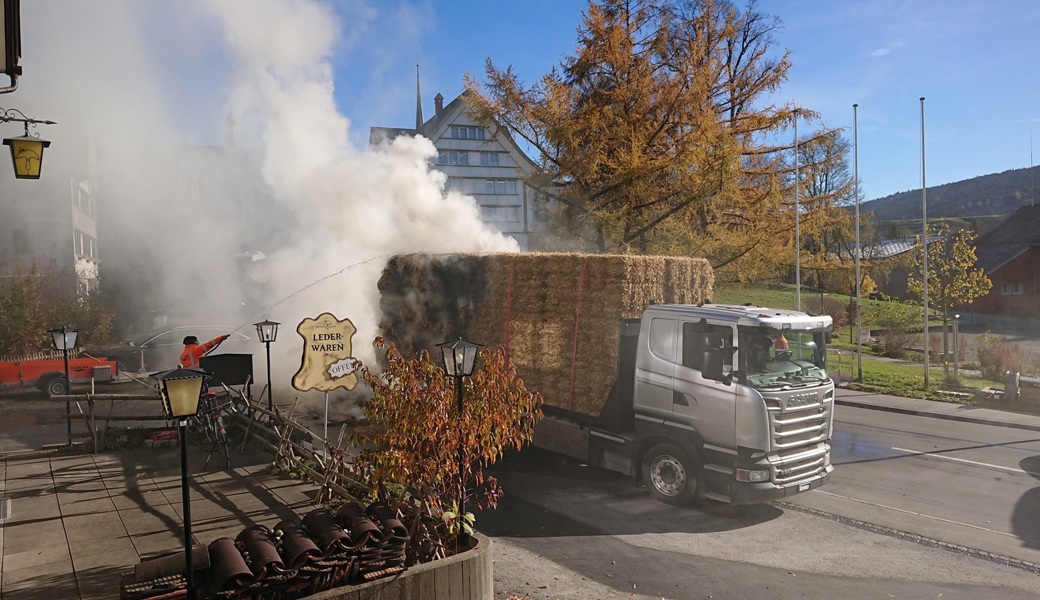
771 446 828 484
764 392 832 483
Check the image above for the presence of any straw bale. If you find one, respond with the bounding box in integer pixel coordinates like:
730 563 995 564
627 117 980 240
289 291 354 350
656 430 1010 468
663 256 714 304
378 253 714 418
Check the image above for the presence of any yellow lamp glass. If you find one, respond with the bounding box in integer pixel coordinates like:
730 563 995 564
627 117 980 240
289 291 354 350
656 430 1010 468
4 136 50 179
162 375 204 418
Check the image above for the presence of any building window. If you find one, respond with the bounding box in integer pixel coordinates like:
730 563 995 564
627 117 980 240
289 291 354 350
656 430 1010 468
480 152 499 167
437 151 469 166
72 185 96 219
480 206 521 223
485 179 518 195
74 231 98 259
1001 282 1023 295
450 126 486 140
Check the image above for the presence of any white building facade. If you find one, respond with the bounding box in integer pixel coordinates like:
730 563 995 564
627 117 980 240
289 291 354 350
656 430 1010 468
370 91 552 251
0 161 101 298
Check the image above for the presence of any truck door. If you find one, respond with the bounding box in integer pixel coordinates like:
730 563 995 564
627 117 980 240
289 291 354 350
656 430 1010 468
670 320 737 449
633 316 677 422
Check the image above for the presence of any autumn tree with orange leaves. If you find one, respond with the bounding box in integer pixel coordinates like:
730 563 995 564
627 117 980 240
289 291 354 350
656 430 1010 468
465 0 849 284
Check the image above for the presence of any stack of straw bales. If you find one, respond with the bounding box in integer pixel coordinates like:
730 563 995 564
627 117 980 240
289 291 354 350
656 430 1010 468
378 253 713 417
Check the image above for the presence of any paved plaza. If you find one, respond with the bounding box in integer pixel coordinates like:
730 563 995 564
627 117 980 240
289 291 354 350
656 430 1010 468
0 447 317 600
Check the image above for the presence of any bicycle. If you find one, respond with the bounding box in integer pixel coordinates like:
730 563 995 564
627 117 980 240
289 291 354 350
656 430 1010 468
186 389 236 470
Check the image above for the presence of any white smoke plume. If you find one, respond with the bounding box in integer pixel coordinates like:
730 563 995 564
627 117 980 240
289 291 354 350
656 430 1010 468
16 1 518 413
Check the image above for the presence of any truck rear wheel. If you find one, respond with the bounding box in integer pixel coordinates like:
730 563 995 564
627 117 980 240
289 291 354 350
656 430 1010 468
642 442 699 505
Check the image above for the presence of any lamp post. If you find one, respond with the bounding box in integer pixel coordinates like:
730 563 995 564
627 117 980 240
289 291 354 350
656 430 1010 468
254 320 279 412
49 325 78 445
156 367 208 600
437 337 481 545
0 107 55 179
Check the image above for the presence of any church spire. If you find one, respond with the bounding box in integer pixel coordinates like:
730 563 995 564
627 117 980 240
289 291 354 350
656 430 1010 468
415 64 424 129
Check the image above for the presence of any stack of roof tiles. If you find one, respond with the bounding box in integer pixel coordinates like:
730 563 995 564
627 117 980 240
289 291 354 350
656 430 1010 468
120 501 408 599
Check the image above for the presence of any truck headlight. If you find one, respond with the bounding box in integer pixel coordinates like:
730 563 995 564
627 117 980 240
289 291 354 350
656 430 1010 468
736 469 770 482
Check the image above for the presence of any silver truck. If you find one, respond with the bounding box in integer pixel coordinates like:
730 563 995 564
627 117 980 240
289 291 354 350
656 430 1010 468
534 303 835 505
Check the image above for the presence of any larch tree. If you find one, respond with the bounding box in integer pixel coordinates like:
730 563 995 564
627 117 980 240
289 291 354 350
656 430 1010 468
796 130 854 290
464 0 847 283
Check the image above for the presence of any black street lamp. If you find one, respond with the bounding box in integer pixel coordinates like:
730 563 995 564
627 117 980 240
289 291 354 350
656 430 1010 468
0 107 56 179
254 319 279 412
437 337 481 545
155 367 208 600
49 325 78 445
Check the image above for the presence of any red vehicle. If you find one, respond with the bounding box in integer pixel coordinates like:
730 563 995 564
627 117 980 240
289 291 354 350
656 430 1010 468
0 353 119 396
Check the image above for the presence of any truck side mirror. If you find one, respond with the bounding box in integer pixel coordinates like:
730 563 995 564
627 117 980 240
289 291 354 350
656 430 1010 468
703 349 728 384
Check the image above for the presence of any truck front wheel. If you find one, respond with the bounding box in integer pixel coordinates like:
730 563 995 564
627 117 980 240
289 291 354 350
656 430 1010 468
642 442 700 505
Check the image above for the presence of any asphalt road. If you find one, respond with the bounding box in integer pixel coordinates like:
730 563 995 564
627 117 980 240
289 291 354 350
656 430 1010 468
0 382 159 453
478 416 1040 600
788 403 1040 566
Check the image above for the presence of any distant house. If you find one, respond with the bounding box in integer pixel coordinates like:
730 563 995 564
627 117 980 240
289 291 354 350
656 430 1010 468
860 237 918 300
971 204 1040 317
369 88 553 250
850 235 954 302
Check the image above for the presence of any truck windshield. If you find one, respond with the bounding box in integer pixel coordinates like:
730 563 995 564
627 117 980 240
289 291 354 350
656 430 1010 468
740 327 830 390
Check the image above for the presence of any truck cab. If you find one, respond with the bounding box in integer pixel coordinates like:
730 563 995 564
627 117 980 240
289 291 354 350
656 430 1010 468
631 303 834 504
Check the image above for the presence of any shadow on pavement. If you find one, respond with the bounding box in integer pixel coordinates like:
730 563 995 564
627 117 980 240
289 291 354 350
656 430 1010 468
1011 455 1040 550
477 446 782 539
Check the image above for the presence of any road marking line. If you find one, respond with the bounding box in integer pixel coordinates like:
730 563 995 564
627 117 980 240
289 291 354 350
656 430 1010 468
813 490 1019 539
891 446 1037 476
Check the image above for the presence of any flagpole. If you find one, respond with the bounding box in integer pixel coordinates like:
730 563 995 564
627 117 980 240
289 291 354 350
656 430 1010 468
854 104 862 382
920 97 929 390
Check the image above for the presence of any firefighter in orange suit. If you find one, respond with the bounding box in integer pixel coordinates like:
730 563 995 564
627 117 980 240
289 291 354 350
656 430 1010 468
179 334 230 369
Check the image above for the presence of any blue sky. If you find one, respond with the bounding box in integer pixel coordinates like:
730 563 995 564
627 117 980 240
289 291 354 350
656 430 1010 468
330 0 1040 202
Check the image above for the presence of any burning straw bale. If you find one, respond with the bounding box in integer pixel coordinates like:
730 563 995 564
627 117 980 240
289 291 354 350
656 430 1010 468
378 253 713 417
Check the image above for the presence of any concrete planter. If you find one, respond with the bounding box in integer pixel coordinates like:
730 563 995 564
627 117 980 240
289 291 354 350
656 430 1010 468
305 532 493 600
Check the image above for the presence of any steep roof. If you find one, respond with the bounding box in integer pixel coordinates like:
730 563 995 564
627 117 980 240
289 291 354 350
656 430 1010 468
368 93 470 147
416 92 468 139
369 90 538 173
368 126 414 146
974 204 1040 273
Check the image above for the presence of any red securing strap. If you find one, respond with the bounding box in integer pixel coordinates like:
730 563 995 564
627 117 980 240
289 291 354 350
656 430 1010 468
504 261 514 361
568 258 586 411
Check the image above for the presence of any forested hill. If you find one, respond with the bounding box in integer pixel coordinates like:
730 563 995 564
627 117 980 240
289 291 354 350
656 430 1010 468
860 165 1040 229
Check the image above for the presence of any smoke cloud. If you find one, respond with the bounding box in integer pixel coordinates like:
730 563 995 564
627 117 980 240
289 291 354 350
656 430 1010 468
15 1 518 410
